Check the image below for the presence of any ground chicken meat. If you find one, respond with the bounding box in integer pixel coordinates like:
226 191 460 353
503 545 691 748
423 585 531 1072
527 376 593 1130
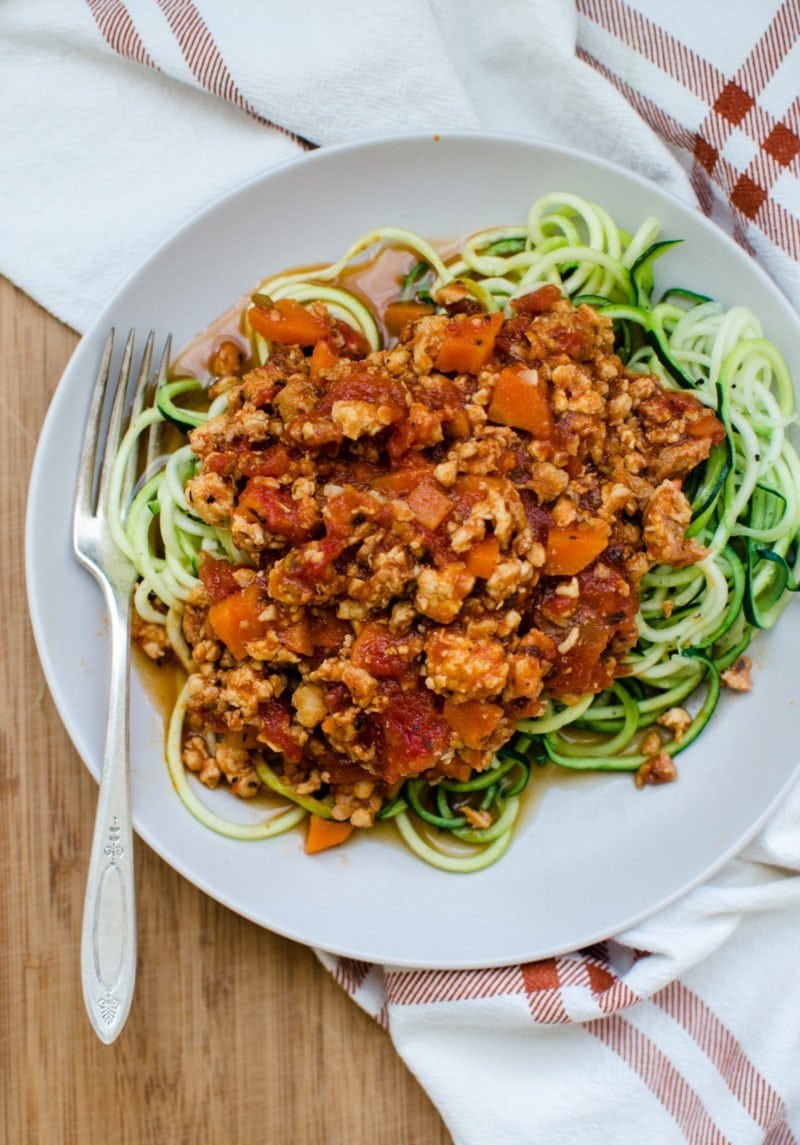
183 734 221 788
424 630 509 700
656 706 692 743
635 752 678 788
642 480 708 567
185 472 235 525
168 291 724 824
331 399 396 438
721 656 753 692
131 613 171 661
415 563 475 623
292 682 327 727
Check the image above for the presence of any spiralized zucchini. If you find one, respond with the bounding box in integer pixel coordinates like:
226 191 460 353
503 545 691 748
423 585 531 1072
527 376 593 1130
110 193 800 872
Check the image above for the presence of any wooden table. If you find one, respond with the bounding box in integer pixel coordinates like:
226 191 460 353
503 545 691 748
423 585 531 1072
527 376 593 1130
0 278 450 1145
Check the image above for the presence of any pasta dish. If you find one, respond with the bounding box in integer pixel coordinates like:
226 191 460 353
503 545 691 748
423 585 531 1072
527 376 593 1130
109 194 800 870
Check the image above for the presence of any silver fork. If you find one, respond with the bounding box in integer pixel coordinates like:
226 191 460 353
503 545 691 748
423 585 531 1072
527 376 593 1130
73 329 170 1043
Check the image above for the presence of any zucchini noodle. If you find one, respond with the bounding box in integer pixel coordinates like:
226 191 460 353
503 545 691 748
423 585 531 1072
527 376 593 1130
111 193 800 872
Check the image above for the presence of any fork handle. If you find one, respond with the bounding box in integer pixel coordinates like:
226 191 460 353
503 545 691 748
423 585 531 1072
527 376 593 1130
81 585 137 1043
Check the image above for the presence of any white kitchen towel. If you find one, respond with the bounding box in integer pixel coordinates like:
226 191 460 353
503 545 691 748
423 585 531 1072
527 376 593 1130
319 780 800 1144
3 0 798 333
4 2 800 1142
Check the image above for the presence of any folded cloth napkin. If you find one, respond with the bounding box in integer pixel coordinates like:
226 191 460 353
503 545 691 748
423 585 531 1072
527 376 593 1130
5 2 800 1141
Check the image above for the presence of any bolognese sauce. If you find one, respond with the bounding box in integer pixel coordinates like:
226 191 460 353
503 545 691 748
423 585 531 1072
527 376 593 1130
136 284 723 828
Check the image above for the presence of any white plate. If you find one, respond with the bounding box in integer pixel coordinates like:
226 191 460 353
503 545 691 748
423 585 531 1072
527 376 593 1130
26 133 800 968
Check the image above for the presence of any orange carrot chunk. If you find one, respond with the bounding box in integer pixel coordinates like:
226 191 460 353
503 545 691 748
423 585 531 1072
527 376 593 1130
406 480 454 530
510 284 563 315
208 583 267 660
543 521 610 576
304 816 355 854
384 300 436 338
444 409 471 438
248 298 329 346
435 312 504 374
371 466 434 495
199 553 246 604
278 613 314 657
310 338 339 380
464 536 501 579
443 699 504 749
488 367 553 438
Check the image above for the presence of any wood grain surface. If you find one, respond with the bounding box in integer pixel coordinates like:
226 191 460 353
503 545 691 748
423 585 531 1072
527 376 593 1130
0 277 451 1145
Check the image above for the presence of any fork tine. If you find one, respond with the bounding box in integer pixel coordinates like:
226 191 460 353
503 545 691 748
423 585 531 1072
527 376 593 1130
127 329 155 424
74 330 115 523
122 330 156 500
96 329 136 512
145 334 172 473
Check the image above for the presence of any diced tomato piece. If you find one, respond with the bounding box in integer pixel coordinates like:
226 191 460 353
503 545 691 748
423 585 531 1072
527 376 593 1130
238 444 294 478
238 477 320 543
203 451 237 476
283 412 343 448
199 553 248 603
416 375 465 413
379 686 453 783
256 699 302 762
351 622 412 678
488 367 553 438
552 327 587 357
406 480 453 531
464 536 500 579
310 339 339 381
510 285 563 314
248 298 330 346
320 757 375 785
270 536 349 600
322 684 350 713
322 368 406 421
308 612 351 654
386 406 446 458
641 390 724 446
494 315 535 363
520 493 553 544
539 592 577 623
324 486 383 538
208 583 267 659
383 300 436 338
443 699 504 748
324 459 380 488
533 559 638 695
420 523 458 569
543 521 610 576
304 816 354 854
245 379 279 408
331 318 371 359
435 312 504 374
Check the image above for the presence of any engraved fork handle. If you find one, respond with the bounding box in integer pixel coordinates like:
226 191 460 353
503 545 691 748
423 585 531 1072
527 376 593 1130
80 583 137 1043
